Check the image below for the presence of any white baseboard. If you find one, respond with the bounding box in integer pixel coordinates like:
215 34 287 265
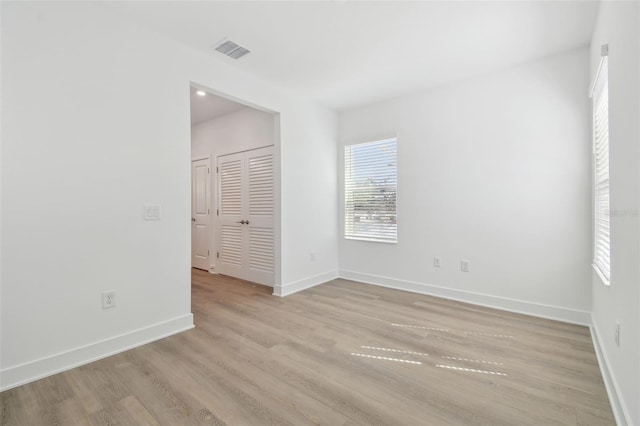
590 321 632 426
274 270 338 297
338 270 591 326
0 314 194 392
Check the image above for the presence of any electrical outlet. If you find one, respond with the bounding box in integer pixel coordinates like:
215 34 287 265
461 260 470 272
433 257 441 268
143 204 161 221
310 251 317 262
102 291 116 309
615 321 620 347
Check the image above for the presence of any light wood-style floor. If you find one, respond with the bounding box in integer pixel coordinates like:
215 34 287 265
1 269 614 425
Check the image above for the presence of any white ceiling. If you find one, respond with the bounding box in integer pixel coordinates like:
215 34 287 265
190 87 246 126
104 1 598 111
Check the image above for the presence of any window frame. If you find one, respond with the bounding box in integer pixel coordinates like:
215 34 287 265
344 138 398 244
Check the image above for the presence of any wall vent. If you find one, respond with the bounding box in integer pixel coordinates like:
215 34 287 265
214 40 250 60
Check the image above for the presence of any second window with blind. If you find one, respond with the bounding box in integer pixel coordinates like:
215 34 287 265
344 138 397 243
592 49 610 285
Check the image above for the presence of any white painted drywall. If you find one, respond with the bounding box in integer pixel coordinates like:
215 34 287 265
590 2 640 424
0 2 338 389
338 48 592 323
192 107 275 161
191 107 276 274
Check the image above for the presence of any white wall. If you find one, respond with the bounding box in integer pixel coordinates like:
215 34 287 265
0 1 338 390
589 2 639 424
192 107 275 161
339 48 592 324
191 107 275 273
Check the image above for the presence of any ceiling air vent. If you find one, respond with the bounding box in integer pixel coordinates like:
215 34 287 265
214 40 250 60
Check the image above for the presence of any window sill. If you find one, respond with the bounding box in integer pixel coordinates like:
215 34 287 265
345 236 397 244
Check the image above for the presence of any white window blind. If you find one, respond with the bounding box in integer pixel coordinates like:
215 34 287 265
344 138 397 243
593 55 610 284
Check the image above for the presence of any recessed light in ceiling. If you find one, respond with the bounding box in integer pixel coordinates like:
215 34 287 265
213 39 250 60
196 90 206 96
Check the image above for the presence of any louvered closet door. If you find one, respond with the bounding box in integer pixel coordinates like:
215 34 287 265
245 146 274 285
218 152 246 281
217 146 274 286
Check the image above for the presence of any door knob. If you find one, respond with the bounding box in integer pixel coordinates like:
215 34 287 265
235 220 250 225
191 218 196 222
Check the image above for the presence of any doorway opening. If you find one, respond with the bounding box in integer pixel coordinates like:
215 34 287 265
189 84 280 288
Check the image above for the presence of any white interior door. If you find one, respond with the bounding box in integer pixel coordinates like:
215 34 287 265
217 146 274 285
246 147 275 284
191 158 210 270
217 152 245 280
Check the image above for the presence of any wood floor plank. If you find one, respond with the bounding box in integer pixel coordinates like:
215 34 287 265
55 397 92 426
1 270 615 425
117 396 160 426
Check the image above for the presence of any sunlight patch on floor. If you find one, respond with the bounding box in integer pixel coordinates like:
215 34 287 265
436 364 507 376
391 323 449 332
360 346 429 356
350 353 423 364
463 331 513 339
441 355 503 366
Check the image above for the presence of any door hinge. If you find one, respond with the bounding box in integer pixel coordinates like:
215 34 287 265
208 168 210 173
216 167 219 173
217 209 219 216
216 252 219 259
208 208 210 214
208 250 210 256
